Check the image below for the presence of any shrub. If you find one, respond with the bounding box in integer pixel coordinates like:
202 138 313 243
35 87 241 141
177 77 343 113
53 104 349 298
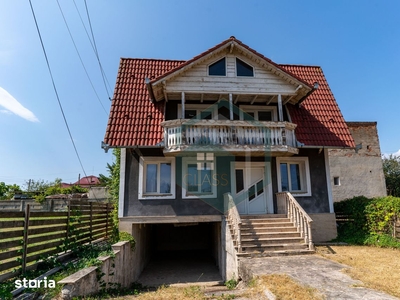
334 196 400 248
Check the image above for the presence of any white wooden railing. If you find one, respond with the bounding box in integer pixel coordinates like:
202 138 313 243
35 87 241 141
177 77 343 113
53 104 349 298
224 193 242 253
161 119 297 149
276 192 314 250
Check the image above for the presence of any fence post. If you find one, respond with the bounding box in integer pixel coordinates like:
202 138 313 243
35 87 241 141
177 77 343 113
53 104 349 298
66 200 70 253
22 204 30 274
105 203 109 238
89 202 93 243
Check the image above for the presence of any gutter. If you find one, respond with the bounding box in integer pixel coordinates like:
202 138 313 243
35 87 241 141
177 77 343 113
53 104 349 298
101 142 163 153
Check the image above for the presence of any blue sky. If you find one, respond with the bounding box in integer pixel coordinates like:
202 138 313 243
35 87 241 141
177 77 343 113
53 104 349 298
0 1 399 187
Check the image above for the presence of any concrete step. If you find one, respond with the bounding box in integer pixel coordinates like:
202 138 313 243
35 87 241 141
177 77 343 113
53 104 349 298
240 221 295 228
237 249 315 258
240 237 305 246
240 226 297 233
241 232 301 239
240 214 287 219
240 242 308 252
241 218 291 224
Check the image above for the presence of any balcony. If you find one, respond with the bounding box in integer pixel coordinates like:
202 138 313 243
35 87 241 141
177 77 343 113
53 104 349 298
161 119 299 156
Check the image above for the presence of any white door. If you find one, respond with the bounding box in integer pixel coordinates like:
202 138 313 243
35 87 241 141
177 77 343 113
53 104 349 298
233 165 271 215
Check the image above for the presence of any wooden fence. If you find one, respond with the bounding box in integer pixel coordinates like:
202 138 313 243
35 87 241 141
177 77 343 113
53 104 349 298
336 213 400 240
395 219 400 239
0 200 113 282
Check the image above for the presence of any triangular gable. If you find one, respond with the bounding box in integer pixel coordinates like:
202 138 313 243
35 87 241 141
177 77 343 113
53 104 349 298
149 37 313 102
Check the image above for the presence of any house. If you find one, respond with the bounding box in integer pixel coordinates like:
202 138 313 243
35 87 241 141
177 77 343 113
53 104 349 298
61 175 101 189
102 36 357 281
329 122 386 201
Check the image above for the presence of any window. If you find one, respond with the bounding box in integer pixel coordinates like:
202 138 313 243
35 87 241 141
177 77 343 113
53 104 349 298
178 104 215 120
239 105 278 121
236 58 254 77
209 58 226 76
182 153 217 198
276 157 311 196
139 157 175 199
333 177 340 186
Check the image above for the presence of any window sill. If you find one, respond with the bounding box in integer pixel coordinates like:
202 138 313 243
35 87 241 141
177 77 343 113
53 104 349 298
139 194 174 200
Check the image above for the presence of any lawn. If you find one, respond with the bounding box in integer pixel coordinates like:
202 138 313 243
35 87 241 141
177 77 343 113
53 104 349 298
316 245 400 298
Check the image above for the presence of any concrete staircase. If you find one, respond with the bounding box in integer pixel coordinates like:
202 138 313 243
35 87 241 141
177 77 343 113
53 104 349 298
235 214 314 257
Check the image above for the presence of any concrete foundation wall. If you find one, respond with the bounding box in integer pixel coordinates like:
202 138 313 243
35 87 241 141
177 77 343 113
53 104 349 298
221 218 239 281
329 122 386 202
309 213 337 242
59 241 134 299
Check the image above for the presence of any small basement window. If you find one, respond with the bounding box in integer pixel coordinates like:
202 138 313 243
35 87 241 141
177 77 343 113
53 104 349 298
236 58 254 77
209 58 226 76
333 177 340 186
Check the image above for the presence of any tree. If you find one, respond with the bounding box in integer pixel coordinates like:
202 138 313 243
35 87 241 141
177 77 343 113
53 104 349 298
0 182 22 200
382 154 400 197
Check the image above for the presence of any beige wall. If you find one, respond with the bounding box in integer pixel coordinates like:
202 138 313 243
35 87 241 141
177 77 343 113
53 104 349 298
309 213 337 242
119 221 152 281
329 122 386 202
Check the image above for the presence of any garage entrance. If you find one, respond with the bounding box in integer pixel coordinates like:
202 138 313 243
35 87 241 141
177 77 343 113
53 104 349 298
138 222 223 287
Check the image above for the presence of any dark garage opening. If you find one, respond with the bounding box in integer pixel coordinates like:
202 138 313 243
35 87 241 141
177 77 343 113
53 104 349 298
138 222 223 286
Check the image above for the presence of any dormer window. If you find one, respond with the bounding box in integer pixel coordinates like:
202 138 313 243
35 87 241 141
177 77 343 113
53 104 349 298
236 58 254 77
208 58 226 76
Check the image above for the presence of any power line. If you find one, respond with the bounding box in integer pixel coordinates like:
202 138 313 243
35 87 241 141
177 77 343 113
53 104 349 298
72 0 112 99
56 0 108 115
70 0 113 99
84 0 113 97
28 0 90 185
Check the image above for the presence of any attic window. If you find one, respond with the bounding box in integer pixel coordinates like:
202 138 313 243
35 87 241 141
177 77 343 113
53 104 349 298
209 58 226 76
236 58 254 77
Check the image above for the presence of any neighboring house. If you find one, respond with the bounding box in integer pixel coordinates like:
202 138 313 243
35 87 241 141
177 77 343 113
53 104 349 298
102 37 357 280
61 175 101 189
329 122 386 201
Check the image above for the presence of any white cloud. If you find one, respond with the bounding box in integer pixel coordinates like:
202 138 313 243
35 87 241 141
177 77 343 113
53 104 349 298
382 149 400 158
0 87 39 122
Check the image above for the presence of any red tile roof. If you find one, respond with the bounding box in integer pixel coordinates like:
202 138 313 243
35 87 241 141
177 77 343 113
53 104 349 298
281 65 355 148
104 45 354 148
104 58 184 147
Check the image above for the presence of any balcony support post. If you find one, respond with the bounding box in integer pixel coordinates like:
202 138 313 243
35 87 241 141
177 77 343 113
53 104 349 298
278 94 283 122
181 92 185 119
229 93 233 120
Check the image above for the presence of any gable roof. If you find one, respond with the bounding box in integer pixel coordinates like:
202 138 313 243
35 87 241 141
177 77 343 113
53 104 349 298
103 42 355 149
149 36 312 102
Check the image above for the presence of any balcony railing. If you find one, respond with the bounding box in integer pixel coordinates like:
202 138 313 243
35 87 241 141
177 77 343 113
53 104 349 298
161 119 297 150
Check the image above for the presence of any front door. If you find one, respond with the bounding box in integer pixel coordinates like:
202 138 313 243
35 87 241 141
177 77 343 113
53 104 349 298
232 162 273 215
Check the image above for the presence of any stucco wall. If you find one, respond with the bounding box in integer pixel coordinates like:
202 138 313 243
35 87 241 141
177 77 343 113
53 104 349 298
272 149 331 214
329 122 386 202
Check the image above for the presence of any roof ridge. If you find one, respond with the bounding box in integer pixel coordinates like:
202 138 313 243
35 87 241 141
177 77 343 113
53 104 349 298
279 63 322 68
120 57 186 63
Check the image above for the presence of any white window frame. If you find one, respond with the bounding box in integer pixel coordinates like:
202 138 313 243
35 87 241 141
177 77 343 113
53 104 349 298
276 157 311 197
208 57 227 77
178 104 217 120
138 157 175 199
235 57 254 77
182 154 217 199
239 105 278 121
